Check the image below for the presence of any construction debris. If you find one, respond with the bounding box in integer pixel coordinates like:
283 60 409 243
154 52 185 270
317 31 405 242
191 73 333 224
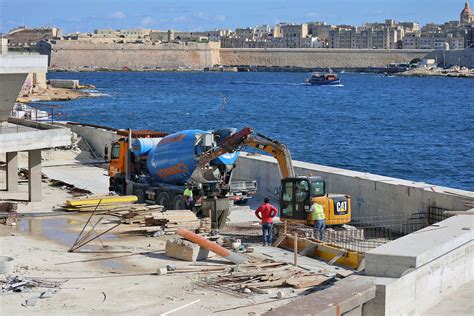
0 202 19 226
196 260 333 297
1 276 66 294
49 179 92 197
177 228 248 264
165 238 209 262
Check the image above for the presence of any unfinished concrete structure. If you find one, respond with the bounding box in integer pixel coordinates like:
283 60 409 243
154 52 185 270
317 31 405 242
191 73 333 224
0 40 70 201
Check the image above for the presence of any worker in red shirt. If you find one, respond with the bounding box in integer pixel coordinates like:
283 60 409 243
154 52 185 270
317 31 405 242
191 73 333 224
255 197 278 246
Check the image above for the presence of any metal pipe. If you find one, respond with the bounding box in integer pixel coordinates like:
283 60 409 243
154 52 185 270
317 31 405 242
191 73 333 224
176 228 247 264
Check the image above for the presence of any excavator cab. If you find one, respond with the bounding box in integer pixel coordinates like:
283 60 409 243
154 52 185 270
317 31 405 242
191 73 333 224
279 176 351 225
280 177 323 221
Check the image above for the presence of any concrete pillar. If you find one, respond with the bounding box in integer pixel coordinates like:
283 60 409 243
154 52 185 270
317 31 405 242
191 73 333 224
28 149 42 202
6 152 19 191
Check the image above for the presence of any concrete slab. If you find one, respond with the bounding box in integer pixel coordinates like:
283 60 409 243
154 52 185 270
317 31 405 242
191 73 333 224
265 275 376 316
0 123 71 153
365 216 474 278
42 162 109 194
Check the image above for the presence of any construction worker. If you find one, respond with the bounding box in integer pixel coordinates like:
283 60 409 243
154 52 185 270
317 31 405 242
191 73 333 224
255 197 278 246
308 201 326 241
183 183 193 210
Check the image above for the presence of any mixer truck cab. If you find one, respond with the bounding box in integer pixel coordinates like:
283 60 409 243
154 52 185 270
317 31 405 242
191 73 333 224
279 176 351 226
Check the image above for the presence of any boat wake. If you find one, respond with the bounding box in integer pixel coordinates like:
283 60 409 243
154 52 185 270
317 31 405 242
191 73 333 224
229 81 306 86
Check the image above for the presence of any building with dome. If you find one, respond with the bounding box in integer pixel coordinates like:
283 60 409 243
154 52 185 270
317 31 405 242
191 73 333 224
460 1 474 25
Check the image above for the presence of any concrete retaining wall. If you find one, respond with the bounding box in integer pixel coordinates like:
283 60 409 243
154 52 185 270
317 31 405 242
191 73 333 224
65 123 119 159
233 153 474 219
220 48 430 68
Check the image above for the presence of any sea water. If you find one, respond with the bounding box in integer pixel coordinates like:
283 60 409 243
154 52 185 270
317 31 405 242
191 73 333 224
40 72 474 191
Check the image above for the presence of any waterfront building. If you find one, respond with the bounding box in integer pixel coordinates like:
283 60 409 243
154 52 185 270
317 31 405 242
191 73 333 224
466 25 474 47
235 27 256 40
281 24 309 48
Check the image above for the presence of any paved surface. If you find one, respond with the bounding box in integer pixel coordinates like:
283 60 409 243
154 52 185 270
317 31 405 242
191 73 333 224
422 282 474 316
42 161 109 194
0 123 37 134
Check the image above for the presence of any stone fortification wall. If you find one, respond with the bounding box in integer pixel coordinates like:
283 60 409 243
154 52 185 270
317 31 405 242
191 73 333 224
219 48 430 68
427 48 474 68
45 41 220 70
42 40 435 70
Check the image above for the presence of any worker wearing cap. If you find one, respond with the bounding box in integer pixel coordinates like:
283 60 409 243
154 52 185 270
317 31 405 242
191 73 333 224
255 197 278 246
308 201 326 241
183 184 193 210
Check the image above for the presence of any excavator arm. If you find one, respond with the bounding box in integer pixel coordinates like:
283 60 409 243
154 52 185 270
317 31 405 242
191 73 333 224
243 133 295 178
197 126 295 179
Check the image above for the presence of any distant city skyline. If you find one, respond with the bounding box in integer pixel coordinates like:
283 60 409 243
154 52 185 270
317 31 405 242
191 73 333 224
0 0 471 34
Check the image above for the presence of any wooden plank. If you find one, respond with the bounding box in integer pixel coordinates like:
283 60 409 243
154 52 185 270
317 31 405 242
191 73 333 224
300 244 316 256
272 234 287 247
284 275 330 289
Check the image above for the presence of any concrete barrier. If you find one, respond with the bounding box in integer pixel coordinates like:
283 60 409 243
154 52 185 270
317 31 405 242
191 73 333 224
49 79 79 89
233 153 474 220
363 215 473 315
65 123 119 159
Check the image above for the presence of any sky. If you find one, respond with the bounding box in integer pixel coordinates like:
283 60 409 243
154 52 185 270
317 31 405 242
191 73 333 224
0 0 469 34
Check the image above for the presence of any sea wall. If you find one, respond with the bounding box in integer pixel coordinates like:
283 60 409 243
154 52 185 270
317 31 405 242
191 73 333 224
219 48 430 68
39 41 220 70
427 48 474 68
40 41 435 70
233 153 474 219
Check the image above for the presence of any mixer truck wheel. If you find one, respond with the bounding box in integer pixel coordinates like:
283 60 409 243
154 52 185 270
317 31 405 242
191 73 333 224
112 179 125 195
172 195 187 210
156 192 170 210
134 189 145 203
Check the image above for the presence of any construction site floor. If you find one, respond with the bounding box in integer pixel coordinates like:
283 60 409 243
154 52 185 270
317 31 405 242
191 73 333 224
0 153 342 315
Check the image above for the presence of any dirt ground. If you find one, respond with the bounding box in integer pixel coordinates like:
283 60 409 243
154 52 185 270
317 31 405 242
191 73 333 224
0 146 342 315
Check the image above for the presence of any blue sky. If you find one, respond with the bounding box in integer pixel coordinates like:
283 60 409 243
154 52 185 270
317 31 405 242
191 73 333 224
0 0 468 34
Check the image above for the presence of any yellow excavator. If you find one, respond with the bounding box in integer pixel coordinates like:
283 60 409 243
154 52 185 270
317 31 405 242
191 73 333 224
197 127 351 226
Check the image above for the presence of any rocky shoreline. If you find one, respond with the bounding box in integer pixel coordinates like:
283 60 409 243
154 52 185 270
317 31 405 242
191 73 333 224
395 66 474 78
17 83 101 103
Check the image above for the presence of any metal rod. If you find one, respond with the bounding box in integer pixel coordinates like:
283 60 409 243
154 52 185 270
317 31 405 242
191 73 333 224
293 232 298 266
69 199 103 251
70 223 121 252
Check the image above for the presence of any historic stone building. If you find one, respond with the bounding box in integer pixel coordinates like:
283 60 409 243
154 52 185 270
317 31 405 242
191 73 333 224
460 1 474 25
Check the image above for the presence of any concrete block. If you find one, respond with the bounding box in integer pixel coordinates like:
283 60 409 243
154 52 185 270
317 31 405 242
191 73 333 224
6 151 18 191
265 275 376 316
363 240 473 315
165 238 209 262
49 79 79 89
28 149 42 202
365 216 474 278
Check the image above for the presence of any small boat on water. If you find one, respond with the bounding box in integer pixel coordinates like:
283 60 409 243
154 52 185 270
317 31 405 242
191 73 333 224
305 72 341 85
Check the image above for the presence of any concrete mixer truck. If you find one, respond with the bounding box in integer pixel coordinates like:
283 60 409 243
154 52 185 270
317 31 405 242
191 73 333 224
107 127 257 228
